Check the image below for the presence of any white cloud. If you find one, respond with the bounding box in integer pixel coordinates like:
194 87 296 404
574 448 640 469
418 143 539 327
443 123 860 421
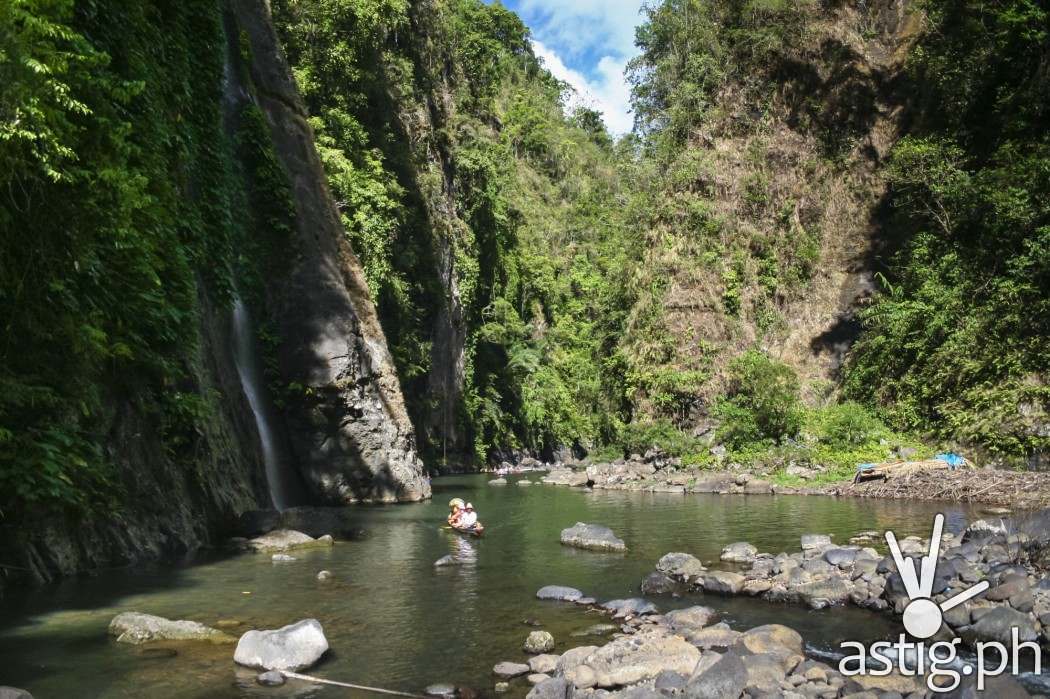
514 0 644 62
531 40 633 136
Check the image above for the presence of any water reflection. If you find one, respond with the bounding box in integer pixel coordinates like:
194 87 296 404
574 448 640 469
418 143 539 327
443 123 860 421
0 475 986 698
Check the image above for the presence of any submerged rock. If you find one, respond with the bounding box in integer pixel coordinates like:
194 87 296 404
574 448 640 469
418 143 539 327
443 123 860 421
233 619 329 672
316 570 333 581
108 612 233 645
492 661 530 679
256 671 285 687
560 522 626 552
243 529 334 553
424 683 456 697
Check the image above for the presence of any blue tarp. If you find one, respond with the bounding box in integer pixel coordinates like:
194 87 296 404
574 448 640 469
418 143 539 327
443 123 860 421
934 452 966 469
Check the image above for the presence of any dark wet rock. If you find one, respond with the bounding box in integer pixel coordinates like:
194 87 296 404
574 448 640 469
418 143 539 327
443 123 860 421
536 585 583 602
603 598 658 618
135 647 179 660
940 672 1032 698
699 570 745 595
986 576 1030 602
493 661 530 679
685 649 747 699
656 553 706 582
560 523 627 552
524 631 555 654
238 509 281 537
964 605 1039 644
256 671 285 687
233 619 329 672
526 677 571 699
720 542 758 564
641 572 682 595
425 684 457 697
109 612 233 645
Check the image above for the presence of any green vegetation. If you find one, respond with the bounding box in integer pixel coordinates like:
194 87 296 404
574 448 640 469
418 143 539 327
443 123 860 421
1 0 1045 522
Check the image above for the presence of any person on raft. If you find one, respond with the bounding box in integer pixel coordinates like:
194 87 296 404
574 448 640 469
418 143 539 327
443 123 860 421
459 503 480 531
447 498 465 526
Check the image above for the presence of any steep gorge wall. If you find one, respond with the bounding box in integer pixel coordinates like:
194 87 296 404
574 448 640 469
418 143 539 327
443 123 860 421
0 0 429 590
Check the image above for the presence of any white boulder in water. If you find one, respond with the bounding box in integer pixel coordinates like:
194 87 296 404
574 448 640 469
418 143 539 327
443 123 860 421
234 619 329 671
108 612 233 644
244 530 334 553
560 522 626 552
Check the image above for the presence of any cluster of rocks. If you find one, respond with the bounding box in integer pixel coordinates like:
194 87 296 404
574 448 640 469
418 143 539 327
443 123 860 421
488 584 1028 698
646 519 1050 649
542 453 783 496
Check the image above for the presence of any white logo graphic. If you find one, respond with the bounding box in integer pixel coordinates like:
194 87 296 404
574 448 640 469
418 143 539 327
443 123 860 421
886 513 990 638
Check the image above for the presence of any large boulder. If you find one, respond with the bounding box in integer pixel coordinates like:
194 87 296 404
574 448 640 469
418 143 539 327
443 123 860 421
656 552 706 582
964 606 1039 644
528 654 559 674
795 576 854 609
662 606 719 633
560 523 626 552
738 624 804 670
577 629 701 688
233 619 329 672
526 677 572 699
243 530 334 553
108 612 233 645
536 585 584 602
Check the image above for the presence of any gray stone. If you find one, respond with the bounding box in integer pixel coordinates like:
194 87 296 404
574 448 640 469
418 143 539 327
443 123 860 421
316 569 333 580
556 645 599 673
685 649 747 699
527 674 550 685
233 619 329 672
0 690 34 699
681 622 741 650
700 571 746 595
800 534 832 553
524 630 555 654
271 553 297 562
602 598 658 618
641 571 683 595
662 606 718 632
656 552 707 582
526 677 572 699
560 522 627 552
244 529 334 553
529 654 559 674
582 628 701 688
493 661 531 679
823 547 859 568
720 542 758 564
536 585 584 601
654 670 689 695
257 671 286 687
796 576 853 609
108 612 233 645
424 684 456 697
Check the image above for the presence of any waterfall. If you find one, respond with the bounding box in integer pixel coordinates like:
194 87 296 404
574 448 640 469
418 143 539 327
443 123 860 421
231 298 290 511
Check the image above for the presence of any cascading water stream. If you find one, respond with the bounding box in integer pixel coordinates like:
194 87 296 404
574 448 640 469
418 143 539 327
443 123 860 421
231 297 289 511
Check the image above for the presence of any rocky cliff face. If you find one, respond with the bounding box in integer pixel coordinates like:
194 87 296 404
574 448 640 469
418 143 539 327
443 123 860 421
0 0 430 591
231 0 429 504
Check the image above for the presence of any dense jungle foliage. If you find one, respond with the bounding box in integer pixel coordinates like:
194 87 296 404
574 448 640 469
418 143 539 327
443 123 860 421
1 0 1046 518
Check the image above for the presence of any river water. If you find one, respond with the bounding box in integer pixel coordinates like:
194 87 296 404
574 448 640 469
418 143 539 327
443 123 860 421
0 474 983 697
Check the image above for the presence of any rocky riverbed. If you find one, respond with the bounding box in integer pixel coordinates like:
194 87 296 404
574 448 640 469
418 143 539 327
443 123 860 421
538 450 1050 509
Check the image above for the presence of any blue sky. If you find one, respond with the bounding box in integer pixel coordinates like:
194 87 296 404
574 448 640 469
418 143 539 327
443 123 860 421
493 0 646 135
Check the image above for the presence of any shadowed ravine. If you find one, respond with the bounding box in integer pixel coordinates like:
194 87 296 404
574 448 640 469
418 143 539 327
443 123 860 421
0 476 986 697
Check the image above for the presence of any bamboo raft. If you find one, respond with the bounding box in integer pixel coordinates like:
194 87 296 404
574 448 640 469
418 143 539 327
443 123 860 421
853 457 972 484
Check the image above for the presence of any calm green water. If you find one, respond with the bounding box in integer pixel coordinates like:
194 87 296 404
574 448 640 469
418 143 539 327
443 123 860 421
0 475 980 698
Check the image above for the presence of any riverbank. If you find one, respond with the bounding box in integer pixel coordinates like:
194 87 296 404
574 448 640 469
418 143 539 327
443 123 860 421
539 451 1050 510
